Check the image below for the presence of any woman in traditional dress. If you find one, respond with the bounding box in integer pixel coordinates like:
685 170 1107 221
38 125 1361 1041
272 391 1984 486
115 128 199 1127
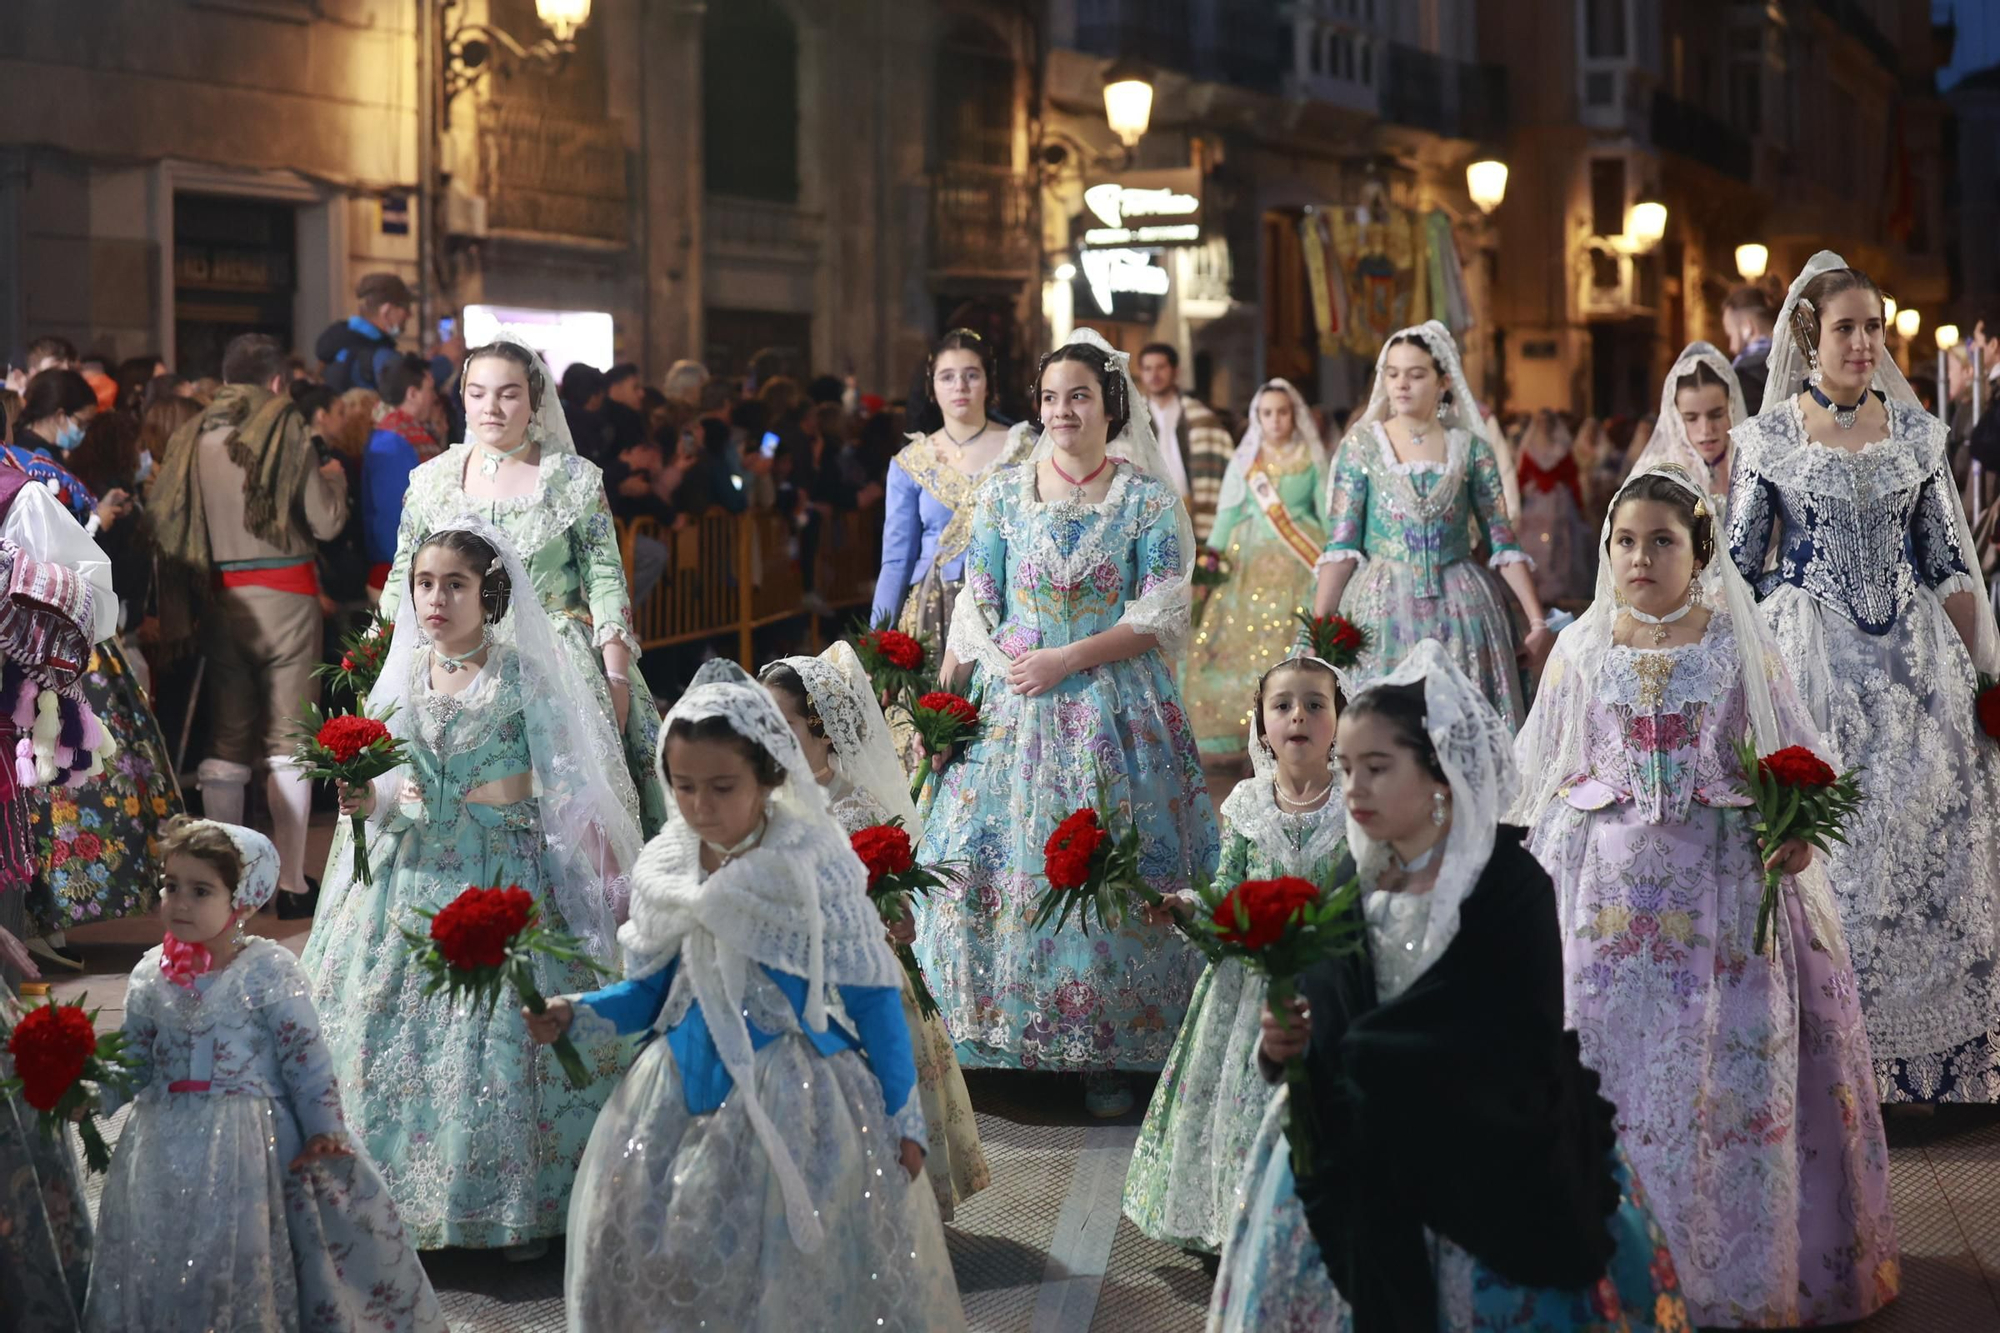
1635 342 1739 507
1730 251 2000 1102
1125 654 1345 1253
1208 641 1688 1332
758 643 991 1222
1311 322 1549 729
913 330 1219 1118
1183 381 1329 761
302 520 640 1254
1514 460 1897 1324
1516 409 1595 606
871 329 1011 647
378 333 666 836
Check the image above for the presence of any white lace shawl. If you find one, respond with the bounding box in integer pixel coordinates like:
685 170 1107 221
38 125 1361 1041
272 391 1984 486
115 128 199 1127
776 641 919 835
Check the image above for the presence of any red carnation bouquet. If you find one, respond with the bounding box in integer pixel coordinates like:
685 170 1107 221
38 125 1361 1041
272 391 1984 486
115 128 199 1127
1734 738 1864 956
852 616 931 706
1192 874 1364 1178
1030 805 1170 937
1294 612 1369 669
904 687 982 801
2 995 138 1172
313 612 393 703
849 818 956 1019
291 702 406 887
400 885 609 1089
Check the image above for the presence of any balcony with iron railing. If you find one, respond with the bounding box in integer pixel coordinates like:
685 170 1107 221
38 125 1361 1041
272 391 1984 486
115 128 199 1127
928 166 1037 278
1650 91 1753 182
1379 42 1508 141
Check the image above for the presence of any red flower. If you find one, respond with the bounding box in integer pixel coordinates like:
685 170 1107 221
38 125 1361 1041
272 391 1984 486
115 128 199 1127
864 629 924 671
6 1002 98 1112
1980 683 2000 741
1042 809 1108 891
850 824 916 889
429 885 535 971
49 841 71 869
70 832 102 860
1211 876 1322 951
340 654 356 672
916 692 979 727
1757 745 1837 790
316 715 392 765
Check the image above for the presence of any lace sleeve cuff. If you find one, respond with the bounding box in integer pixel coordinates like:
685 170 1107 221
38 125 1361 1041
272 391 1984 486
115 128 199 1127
567 997 622 1045
888 1088 930 1147
594 622 644 656
1315 547 1364 572
1489 549 1535 571
1935 570 1982 601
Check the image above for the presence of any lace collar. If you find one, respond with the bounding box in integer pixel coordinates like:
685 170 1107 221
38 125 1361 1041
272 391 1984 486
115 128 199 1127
1218 774 1348 880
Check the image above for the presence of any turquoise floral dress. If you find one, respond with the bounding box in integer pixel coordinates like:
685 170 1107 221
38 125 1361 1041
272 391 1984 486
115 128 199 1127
1320 426 1530 727
300 645 627 1249
1124 783 1345 1252
381 444 667 837
913 462 1219 1072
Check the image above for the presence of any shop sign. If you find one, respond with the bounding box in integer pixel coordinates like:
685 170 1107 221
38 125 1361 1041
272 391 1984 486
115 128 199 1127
1077 168 1204 249
1077 247 1169 318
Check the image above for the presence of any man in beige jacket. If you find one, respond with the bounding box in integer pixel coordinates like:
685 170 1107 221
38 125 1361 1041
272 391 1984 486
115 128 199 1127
154 333 348 914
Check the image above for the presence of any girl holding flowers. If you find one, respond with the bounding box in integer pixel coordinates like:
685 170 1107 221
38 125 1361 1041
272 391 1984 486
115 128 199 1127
914 329 1218 1118
301 518 642 1257
758 643 990 1221
1124 653 1347 1253
1513 454 1897 1320
526 660 964 1331
1210 642 1686 1332
85 818 443 1331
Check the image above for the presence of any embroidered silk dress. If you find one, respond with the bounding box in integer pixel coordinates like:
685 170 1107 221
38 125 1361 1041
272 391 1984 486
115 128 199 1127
0 990 90 1332
300 646 625 1249
1123 781 1344 1252
381 444 666 836
914 462 1220 1071
872 433 988 647
1184 447 1326 759
84 939 443 1333
1319 426 1530 727
1729 397 2000 1102
1522 611 1898 1325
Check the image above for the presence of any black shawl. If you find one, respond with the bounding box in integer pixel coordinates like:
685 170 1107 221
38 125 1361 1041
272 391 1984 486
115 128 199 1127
1290 827 1622 1332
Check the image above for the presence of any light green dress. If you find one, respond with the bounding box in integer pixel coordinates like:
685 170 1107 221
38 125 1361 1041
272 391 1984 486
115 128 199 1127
300 645 627 1249
381 444 668 836
1122 778 1346 1253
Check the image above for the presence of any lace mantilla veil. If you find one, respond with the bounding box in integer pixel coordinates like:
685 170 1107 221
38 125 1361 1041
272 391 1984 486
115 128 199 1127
465 328 578 457
954 327 1199 669
621 659 903 1254
357 516 639 963
1346 639 1518 978
1214 377 1329 521
1757 249 2000 676
777 640 921 835
1634 341 1744 498
1332 320 1521 521
1218 652 1348 879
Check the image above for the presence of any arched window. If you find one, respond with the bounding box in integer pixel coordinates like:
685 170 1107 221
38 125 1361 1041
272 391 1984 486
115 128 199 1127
703 0 798 202
935 18 1015 169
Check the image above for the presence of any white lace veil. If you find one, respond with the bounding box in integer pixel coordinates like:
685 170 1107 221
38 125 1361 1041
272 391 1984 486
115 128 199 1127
1762 250 2000 675
620 658 902 1254
1335 320 1521 521
1635 342 1743 498
1220 653 1348 879
776 641 921 836
357 515 637 962
465 328 577 457
1345 639 1519 979
955 327 1199 668
1215 378 1328 521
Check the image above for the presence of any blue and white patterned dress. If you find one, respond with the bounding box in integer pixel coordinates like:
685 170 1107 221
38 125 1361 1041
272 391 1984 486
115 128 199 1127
913 461 1220 1071
1730 395 2000 1102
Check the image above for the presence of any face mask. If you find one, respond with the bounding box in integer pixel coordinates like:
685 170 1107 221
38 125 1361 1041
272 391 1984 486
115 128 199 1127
54 420 84 452
136 450 155 484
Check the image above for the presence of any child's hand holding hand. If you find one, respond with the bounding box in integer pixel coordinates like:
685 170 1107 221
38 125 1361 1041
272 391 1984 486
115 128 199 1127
289 1133 353 1172
898 1137 924 1182
524 997 574 1045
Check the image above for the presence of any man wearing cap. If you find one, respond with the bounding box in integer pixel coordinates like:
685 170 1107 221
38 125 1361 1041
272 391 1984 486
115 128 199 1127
314 273 415 395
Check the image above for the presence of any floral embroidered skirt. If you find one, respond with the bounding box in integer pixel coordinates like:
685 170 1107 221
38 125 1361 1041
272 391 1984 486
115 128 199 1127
902 972 990 1221
1184 521 1322 759
1334 555 1526 730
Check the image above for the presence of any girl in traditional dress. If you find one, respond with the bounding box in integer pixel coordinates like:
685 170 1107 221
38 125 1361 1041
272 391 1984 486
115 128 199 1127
528 660 965 1332
85 819 443 1332
1208 641 1687 1332
379 333 666 835
0 930 89 1332
1125 654 1345 1253
1634 342 1739 506
912 329 1219 1118
1516 409 1595 606
872 329 1012 648
758 642 991 1222
1311 322 1549 728
302 519 640 1255
1513 461 1898 1324
1183 381 1329 760
1730 251 2000 1103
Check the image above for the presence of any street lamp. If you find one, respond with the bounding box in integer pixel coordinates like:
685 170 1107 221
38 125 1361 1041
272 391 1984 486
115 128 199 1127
442 0 593 114
1627 200 1667 249
1938 324 1962 350
1102 58 1155 150
1466 160 1509 214
535 0 592 42
1734 243 1768 280
1896 308 1921 341
1883 296 1897 327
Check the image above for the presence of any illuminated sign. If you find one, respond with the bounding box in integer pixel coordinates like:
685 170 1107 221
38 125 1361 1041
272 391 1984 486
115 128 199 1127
1076 168 1204 250
1080 248 1169 316
462 304 615 381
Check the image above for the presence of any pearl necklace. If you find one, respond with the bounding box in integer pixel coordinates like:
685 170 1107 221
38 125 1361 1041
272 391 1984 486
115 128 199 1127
476 437 533 477
1624 595 1696 647
1273 774 1333 810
